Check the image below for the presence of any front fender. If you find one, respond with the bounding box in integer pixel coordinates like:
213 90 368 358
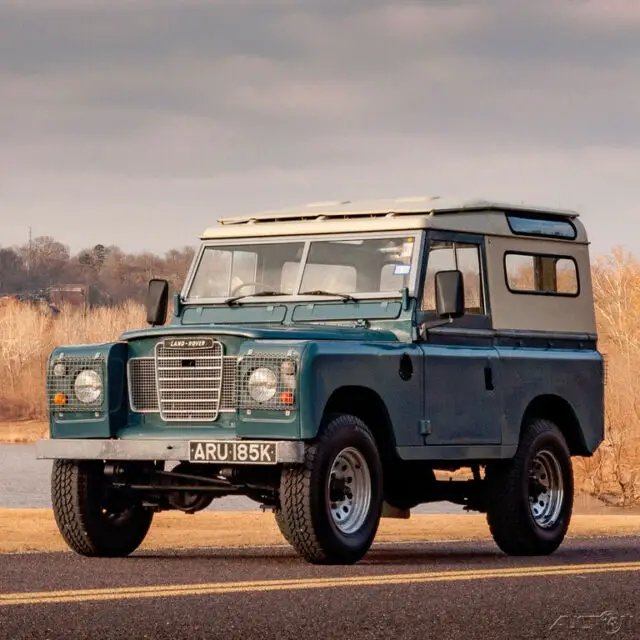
47 341 128 439
298 341 425 446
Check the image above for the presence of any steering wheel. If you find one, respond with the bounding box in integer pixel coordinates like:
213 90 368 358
230 281 268 296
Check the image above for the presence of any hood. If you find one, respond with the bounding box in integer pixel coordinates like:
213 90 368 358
119 323 400 343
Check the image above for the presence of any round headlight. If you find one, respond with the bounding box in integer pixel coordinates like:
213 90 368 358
248 367 277 403
74 370 103 404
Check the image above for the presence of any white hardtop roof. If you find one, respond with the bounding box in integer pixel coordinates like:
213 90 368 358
200 196 584 241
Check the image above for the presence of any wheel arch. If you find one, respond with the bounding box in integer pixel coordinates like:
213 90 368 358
322 385 397 464
520 394 589 456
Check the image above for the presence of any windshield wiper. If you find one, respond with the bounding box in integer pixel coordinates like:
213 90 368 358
299 289 357 302
224 290 286 306
225 288 358 306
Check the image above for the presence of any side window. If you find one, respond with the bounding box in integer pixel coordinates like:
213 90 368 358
422 240 484 314
505 253 579 296
506 214 577 239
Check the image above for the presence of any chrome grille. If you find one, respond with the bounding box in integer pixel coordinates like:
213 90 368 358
128 351 237 417
220 357 237 410
128 358 157 412
155 340 223 421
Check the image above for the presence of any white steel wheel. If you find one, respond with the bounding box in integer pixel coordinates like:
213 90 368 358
327 447 372 535
278 413 384 564
528 449 564 528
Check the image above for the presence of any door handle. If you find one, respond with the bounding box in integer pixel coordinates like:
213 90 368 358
484 365 494 391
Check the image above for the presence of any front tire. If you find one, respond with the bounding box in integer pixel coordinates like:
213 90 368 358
51 459 154 557
485 418 573 555
278 414 383 564
273 508 294 545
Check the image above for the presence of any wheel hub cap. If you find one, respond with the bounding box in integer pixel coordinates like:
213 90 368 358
528 449 564 528
328 447 371 534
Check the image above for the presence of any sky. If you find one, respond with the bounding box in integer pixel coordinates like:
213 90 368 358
1 0 639 258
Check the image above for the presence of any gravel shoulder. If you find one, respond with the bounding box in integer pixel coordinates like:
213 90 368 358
2 510 640 554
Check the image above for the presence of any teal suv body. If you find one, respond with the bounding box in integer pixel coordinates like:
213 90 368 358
38 197 605 564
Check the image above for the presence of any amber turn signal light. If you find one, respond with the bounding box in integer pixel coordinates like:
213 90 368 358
53 393 68 406
279 391 294 404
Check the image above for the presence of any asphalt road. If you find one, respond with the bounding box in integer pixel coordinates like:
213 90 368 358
1 536 639 640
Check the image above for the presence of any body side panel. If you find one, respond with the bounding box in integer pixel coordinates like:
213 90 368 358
485 235 597 334
495 345 604 453
420 342 503 445
393 331 603 460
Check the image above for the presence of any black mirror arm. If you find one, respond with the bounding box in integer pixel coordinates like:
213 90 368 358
418 316 453 340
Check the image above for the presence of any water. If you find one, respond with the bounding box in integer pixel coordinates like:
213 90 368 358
0 444 259 510
0 444 54 508
0 444 460 513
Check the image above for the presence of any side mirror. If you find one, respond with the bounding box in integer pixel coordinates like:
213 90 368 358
146 279 169 326
435 270 465 319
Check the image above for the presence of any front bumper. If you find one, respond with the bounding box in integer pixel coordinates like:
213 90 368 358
36 438 305 464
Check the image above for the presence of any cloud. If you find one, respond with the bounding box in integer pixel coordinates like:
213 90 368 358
0 0 639 255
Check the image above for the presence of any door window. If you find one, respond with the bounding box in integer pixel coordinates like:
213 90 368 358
422 240 484 314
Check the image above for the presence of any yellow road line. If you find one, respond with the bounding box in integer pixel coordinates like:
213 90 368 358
1 561 639 607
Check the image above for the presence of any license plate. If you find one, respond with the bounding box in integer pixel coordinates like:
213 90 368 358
189 440 278 464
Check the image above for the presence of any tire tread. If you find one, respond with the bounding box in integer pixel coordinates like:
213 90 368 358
51 459 97 556
486 418 573 556
279 414 381 564
51 459 153 557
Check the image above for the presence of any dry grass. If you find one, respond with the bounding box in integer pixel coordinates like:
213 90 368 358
0 300 146 420
1 247 640 505
571 248 640 506
0 420 48 443
1 510 640 555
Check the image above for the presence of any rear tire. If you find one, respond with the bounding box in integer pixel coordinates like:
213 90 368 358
51 459 153 557
485 418 573 555
278 414 383 565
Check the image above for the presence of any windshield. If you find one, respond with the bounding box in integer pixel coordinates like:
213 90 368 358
185 233 420 301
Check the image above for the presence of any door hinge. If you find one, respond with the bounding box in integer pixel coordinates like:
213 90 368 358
419 419 431 436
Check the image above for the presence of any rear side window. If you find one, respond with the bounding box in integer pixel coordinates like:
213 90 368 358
506 214 576 239
505 253 579 296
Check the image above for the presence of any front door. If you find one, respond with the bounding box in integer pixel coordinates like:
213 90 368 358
418 232 503 445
